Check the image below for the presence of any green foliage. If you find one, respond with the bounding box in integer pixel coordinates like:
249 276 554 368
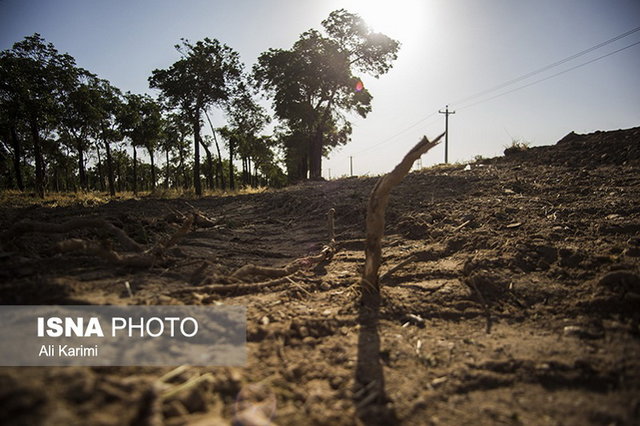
253 9 399 179
0 33 82 197
4 20 390 195
149 37 244 195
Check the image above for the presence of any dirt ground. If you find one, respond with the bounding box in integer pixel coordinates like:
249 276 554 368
1 127 639 426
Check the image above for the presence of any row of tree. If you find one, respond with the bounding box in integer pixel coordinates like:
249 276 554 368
0 9 399 197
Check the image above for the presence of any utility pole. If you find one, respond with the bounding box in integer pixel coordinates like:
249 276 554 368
439 105 455 163
349 156 353 177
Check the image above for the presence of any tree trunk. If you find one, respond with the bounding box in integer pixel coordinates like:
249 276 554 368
199 141 214 190
204 111 225 190
95 144 105 192
132 146 138 195
104 136 116 196
78 144 86 190
193 114 202 196
73 130 87 190
178 142 188 189
148 148 156 190
309 131 323 180
253 159 259 188
165 147 170 190
244 157 250 187
116 158 123 192
29 119 45 198
9 126 24 191
229 139 235 191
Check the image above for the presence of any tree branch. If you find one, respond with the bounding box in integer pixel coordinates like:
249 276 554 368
360 133 445 293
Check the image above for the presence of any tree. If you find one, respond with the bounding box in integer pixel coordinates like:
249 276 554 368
91 78 124 196
0 33 80 197
60 69 105 191
120 93 162 194
0 55 26 190
163 112 192 189
149 38 243 196
254 9 399 180
221 82 270 189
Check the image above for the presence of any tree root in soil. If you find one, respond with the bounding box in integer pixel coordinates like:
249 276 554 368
3 214 195 268
2 217 144 252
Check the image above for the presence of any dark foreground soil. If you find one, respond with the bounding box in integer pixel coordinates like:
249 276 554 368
1 127 640 425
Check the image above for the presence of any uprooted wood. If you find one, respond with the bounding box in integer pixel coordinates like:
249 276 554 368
380 254 418 281
224 207 338 283
230 243 335 282
173 275 296 297
57 239 157 268
179 208 339 294
361 133 444 294
2 217 143 252
4 214 194 268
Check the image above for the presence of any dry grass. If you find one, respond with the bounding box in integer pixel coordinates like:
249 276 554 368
0 186 271 208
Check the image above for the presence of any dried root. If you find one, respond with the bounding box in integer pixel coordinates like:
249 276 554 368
5 213 195 268
56 239 156 268
2 217 143 252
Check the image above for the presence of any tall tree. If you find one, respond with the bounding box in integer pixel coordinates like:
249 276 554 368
120 93 162 194
0 34 80 197
221 82 270 190
166 112 192 189
0 55 25 190
254 9 399 180
149 37 243 196
91 78 124 196
60 69 101 190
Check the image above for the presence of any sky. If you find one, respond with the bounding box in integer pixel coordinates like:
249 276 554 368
1 0 639 178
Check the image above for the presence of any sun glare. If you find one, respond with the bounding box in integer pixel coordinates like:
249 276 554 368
343 0 427 45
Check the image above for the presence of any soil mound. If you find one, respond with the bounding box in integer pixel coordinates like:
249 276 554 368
0 126 639 425
502 126 640 168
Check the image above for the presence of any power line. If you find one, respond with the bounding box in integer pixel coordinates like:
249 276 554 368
457 39 640 111
352 110 439 155
336 25 640 163
452 25 640 106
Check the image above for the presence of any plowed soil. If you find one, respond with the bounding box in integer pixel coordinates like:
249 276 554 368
1 127 639 425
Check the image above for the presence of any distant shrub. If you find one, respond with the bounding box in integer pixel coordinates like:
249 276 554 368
504 139 530 156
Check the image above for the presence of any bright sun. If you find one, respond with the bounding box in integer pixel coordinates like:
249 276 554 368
342 0 427 45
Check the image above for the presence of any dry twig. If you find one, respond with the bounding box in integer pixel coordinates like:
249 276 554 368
380 254 418 281
361 133 444 294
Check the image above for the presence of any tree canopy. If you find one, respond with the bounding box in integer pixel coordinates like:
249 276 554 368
254 9 400 180
149 38 243 195
1 10 400 196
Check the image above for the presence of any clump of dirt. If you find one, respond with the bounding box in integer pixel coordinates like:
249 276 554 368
0 126 639 425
